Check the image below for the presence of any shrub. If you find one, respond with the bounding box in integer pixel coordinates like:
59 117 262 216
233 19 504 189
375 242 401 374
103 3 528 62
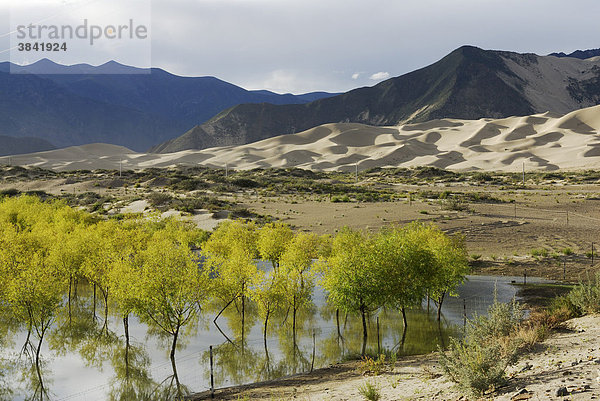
440 198 469 211
357 381 380 401
439 299 523 396
527 295 579 330
148 192 172 208
568 275 600 314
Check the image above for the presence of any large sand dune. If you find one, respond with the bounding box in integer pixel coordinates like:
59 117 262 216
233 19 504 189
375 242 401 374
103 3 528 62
6 105 600 172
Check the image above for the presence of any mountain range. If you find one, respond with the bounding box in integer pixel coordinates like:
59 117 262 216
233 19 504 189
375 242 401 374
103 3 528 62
0 59 336 155
153 46 600 153
3 46 600 158
549 49 600 59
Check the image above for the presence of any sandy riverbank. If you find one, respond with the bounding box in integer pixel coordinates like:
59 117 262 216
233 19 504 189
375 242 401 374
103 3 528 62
189 314 600 400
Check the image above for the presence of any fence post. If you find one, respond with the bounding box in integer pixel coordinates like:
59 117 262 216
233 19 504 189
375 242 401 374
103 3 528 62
463 299 466 333
563 260 566 281
311 331 316 372
209 345 214 399
523 271 527 286
376 317 380 355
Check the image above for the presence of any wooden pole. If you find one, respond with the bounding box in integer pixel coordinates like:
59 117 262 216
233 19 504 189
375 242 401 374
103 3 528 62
463 299 466 333
209 345 214 399
376 316 380 356
311 331 316 372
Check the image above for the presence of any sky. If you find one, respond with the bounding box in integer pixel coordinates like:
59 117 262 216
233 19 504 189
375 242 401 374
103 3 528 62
1 0 600 94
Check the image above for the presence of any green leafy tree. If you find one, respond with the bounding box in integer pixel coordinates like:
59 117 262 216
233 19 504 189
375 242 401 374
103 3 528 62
321 228 385 354
251 268 285 345
257 222 294 270
0 196 70 396
279 232 320 343
203 220 260 339
376 224 437 327
135 220 210 396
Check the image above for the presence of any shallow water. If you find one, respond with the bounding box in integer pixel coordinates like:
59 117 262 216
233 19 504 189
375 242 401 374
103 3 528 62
0 274 548 400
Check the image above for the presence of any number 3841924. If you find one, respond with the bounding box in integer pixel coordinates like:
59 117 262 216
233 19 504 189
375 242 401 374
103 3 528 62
17 42 67 51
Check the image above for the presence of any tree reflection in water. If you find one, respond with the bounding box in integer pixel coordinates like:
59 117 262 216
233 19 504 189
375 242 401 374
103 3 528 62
2 279 459 400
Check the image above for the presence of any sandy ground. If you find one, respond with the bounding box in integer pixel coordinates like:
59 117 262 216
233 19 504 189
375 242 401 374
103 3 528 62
6 105 600 173
189 315 600 401
241 185 600 283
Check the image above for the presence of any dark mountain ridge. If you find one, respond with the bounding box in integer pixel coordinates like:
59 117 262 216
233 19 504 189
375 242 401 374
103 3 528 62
157 45 600 153
0 60 336 153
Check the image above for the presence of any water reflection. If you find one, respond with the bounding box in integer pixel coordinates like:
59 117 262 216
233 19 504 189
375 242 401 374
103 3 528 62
0 275 536 400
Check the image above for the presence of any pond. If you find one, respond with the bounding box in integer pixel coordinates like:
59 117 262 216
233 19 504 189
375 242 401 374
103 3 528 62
0 274 549 400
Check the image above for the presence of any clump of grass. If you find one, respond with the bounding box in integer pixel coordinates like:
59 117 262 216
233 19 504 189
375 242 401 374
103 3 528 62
359 354 390 376
561 248 573 256
470 254 482 261
530 248 549 258
357 381 381 401
331 194 351 203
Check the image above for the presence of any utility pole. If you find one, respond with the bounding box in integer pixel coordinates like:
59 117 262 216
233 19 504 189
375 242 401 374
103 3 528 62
522 162 525 185
355 163 358 183
225 163 228 178
119 158 122 177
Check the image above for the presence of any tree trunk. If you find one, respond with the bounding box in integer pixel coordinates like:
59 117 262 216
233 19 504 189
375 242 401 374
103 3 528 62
68 278 72 324
93 283 97 320
34 323 47 398
400 324 407 353
103 290 109 331
170 347 182 399
437 320 446 349
170 325 179 361
263 309 270 374
292 306 297 347
214 297 235 323
123 314 130 379
437 292 446 321
401 306 407 328
336 309 341 339
361 305 368 356
241 292 245 342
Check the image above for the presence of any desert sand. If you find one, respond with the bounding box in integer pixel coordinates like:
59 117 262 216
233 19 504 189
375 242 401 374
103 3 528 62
5 105 600 172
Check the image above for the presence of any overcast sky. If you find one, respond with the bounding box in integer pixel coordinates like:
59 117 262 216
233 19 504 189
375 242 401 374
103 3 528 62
1 0 600 93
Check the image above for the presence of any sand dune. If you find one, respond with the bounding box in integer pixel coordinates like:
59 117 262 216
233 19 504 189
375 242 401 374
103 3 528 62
6 105 600 172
